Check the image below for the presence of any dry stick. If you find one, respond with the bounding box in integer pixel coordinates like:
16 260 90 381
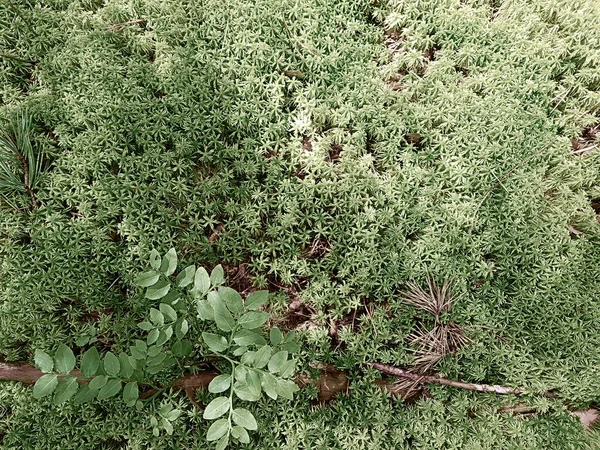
0 361 218 390
366 362 558 398
0 361 348 403
5 360 596 428
0 360 558 400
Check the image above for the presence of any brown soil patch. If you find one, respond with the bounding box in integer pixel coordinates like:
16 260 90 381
208 223 224 243
328 143 342 163
222 262 255 295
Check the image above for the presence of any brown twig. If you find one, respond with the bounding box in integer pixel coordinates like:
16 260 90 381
366 362 558 398
0 359 558 399
2 360 596 429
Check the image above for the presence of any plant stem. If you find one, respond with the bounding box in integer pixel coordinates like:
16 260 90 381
16 153 36 208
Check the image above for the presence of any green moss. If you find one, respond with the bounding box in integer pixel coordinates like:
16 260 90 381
1 0 600 447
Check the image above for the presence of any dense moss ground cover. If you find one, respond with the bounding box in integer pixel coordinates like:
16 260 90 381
1 0 600 448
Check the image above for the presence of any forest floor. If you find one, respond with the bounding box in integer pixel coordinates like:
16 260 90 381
1 0 600 448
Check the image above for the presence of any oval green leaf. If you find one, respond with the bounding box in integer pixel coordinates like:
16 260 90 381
269 327 283 346
194 267 211 296
231 425 250 444
103 351 120 377
162 248 177 276
210 265 225 286
245 290 268 310
253 345 272 369
233 329 267 347
206 418 229 442
209 292 235 332
176 264 195 287
197 300 214 321
238 311 270 330
232 408 258 430
218 287 244 314
119 352 134 378
145 280 170 300
203 396 230 420
268 350 288 374
261 372 278 400
134 270 160 287
88 375 108 391
149 249 161 270
97 378 122 400
54 376 78 404
34 349 53 373
208 374 232 394
202 332 228 353
73 385 98 404
33 373 58 399
80 347 100 378
54 344 76 375
123 381 139 405
159 303 177 322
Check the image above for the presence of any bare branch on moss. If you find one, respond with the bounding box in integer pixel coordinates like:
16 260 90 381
366 361 559 398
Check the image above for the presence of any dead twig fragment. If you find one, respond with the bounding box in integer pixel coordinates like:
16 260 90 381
366 361 558 398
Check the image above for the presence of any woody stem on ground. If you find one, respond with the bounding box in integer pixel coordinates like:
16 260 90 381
365 362 558 398
0 360 559 399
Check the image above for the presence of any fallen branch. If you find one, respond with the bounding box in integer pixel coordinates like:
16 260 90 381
1 360 597 428
0 359 556 402
366 362 558 398
0 361 349 404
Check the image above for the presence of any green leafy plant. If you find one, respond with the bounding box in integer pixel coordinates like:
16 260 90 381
31 249 195 436
137 248 301 448
32 248 300 447
196 277 300 449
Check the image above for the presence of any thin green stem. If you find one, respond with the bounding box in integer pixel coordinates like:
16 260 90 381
227 359 235 439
